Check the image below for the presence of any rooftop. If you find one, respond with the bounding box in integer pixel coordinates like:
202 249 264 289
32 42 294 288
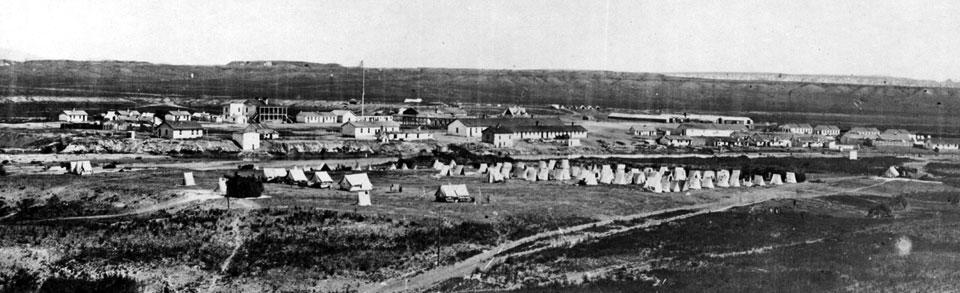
161 121 203 130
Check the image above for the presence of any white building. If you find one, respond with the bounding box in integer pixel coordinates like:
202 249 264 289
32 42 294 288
383 130 435 141
813 125 841 136
340 121 401 139
156 121 204 139
58 110 88 123
296 111 337 123
679 124 747 137
330 110 357 123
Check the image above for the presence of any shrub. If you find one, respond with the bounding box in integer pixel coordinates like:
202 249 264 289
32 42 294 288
867 204 892 218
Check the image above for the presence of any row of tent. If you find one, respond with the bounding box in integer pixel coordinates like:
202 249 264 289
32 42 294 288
257 167 373 191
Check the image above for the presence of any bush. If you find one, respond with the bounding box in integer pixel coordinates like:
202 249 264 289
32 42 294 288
226 175 264 198
867 204 892 218
39 274 139 293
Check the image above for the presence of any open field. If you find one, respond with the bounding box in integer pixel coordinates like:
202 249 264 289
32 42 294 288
1 153 957 292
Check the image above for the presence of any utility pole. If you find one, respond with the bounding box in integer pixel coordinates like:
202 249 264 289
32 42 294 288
360 60 365 116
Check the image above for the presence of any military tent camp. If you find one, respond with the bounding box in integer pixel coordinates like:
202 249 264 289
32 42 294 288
435 184 472 202
730 170 742 187
770 174 784 185
339 173 373 191
599 165 615 184
785 172 798 183
310 172 334 188
537 167 550 181
716 170 731 188
478 163 489 174
263 168 287 182
287 168 309 184
884 166 900 178
753 175 766 186
183 172 196 186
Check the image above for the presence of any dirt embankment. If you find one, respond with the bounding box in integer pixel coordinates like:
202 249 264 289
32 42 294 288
59 138 241 154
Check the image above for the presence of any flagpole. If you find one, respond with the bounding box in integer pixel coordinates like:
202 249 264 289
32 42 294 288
360 60 365 116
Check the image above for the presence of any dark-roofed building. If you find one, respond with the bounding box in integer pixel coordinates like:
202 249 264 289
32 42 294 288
481 123 587 147
447 118 564 137
156 121 204 139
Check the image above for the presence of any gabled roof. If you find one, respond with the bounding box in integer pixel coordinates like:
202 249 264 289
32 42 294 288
160 121 203 130
779 123 812 129
679 123 748 131
340 173 373 190
330 110 355 116
311 171 334 182
455 118 563 128
343 121 401 128
62 110 88 115
482 124 587 134
849 127 880 134
814 125 840 130
436 184 470 197
168 110 191 116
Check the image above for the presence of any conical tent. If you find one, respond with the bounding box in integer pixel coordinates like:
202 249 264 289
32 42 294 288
437 165 451 176
743 179 753 187
730 170 742 187
525 167 538 181
770 174 784 185
689 170 702 181
884 166 900 178
451 165 465 176
613 169 628 185
644 172 662 192
661 175 673 192
488 165 501 177
716 170 731 188
671 180 682 192
314 163 331 171
673 167 687 181
433 160 445 170
616 164 626 171
557 168 571 181
183 172 196 186
702 177 715 189
357 191 372 206
401 163 409 170
388 164 397 170
599 165 615 184
643 167 655 174
449 160 457 167
560 160 570 170
785 172 797 183
310 171 334 188
539 161 548 170
659 166 669 174
580 174 598 185
753 175 766 186
537 167 550 181
514 164 528 178
478 163 489 174
686 177 702 190
548 169 561 180
501 163 513 179
547 160 557 170
487 171 505 183
516 162 527 171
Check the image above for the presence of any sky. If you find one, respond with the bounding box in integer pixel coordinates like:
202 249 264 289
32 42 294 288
1 0 959 80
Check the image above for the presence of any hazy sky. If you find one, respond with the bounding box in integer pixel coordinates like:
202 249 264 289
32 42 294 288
2 0 959 80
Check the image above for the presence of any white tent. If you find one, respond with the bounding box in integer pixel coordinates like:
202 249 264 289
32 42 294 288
501 163 513 179
632 172 646 185
287 168 309 183
599 165 615 184
525 167 538 181
514 164 528 178
537 167 550 181
451 165 465 176
730 170 742 187
686 177 702 190
310 171 335 188
644 172 663 192
215 177 228 195
716 170 731 188
579 174 598 185
400 163 410 170
437 165 451 176
702 177 715 189
183 172 196 186
340 173 373 191
488 165 502 177
616 164 626 171
560 159 570 170
743 179 754 187
263 168 287 182
661 175 674 192
571 166 582 178
449 160 457 167
487 171 505 183
658 166 669 174
555 168 571 181
769 174 784 185
388 164 397 170
478 163 489 174
435 184 471 202
613 169 628 185
357 191 372 206
689 170 702 181
433 160 445 170
313 163 332 171
785 172 798 184
547 160 557 170
69 161 93 175
883 166 900 178
538 161 548 169
753 175 766 186
673 167 687 181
